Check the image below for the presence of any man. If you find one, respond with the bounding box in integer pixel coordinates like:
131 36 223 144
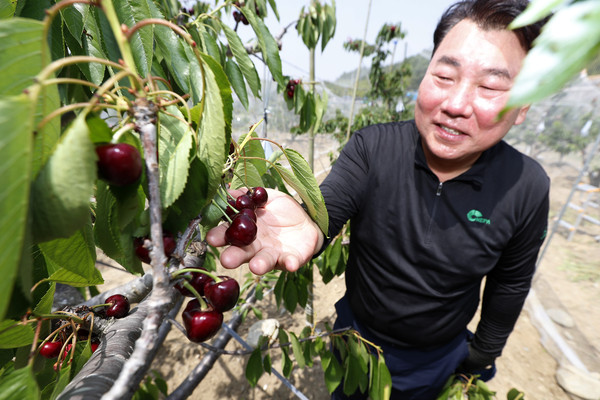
207 0 550 398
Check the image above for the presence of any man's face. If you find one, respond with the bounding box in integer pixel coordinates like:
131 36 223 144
415 19 530 176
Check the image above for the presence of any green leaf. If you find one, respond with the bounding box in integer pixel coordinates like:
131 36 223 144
113 0 154 77
238 132 267 176
0 94 34 320
321 3 336 51
510 0 566 29
282 276 298 313
507 1 600 107
61 4 85 46
232 160 263 190
0 0 16 19
221 21 261 98
33 283 56 315
342 353 361 396
0 364 40 400
507 388 525 400
289 332 305 369
322 351 343 394
31 114 96 243
245 348 264 387
39 224 103 287
244 8 284 87
0 320 35 349
197 52 233 208
225 59 249 109
81 6 107 86
272 149 328 235
0 18 60 177
166 156 209 234
369 354 391 400
262 352 272 374
158 105 194 208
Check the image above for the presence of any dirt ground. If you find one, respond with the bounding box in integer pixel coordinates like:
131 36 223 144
97 133 600 399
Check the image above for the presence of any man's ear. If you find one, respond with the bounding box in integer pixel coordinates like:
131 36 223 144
514 104 531 126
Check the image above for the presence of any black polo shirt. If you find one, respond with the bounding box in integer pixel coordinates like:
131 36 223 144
320 120 549 357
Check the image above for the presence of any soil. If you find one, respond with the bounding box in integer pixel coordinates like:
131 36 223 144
96 133 600 400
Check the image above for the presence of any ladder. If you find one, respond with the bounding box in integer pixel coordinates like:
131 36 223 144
558 183 600 241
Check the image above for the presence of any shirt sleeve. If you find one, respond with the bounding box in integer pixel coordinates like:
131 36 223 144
319 129 373 242
472 180 550 358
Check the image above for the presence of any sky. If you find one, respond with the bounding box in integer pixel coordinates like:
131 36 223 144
239 0 459 82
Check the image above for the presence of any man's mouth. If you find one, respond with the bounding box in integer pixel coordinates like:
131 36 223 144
439 124 463 136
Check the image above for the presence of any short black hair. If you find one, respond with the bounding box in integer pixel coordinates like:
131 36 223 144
432 0 547 55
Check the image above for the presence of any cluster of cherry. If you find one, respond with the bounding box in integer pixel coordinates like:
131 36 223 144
223 187 268 247
175 269 240 343
38 295 130 367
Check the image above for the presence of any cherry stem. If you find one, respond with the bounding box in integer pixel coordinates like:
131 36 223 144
179 281 209 309
110 123 136 144
172 267 220 283
211 199 233 224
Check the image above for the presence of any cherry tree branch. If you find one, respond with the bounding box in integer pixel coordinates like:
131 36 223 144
57 292 182 400
99 98 174 400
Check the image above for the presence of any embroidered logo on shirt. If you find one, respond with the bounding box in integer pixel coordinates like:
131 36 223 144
467 209 491 225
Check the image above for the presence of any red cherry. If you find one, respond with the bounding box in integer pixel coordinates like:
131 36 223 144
286 89 294 99
96 143 142 186
175 269 213 297
238 208 257 222
223 197 237 221
40 341 63 359
204 276 240 312
225 214 257 247
235 194 255 211
104 294 130 318
182 302 223 343
247 187 268 208
91 342 99 353
233 10 242 22
61 343 73 361
134 232 177 264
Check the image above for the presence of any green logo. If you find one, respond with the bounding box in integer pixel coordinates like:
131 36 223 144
467 209 491 225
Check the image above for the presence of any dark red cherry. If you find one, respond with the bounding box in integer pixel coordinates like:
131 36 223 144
134 232 177 264
95 143 142 186
182 302 223 343
204 276 240 312
238 208 257 222
247 187 268 208
175 269 213 297
104 294 130 319
225 214 257 247
40 341 63 359
235 194 255 211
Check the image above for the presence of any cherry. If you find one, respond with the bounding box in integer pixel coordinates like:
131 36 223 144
104 294 130 318
96 143 142 186
204 276 240 312
175 269 213 297
286 89 294 99
223 196 237 221
134 232 177 264
61 343 73 361
233 10 242 22
238 208 256 222
235 194 255 211
225 214 257 247
182 301 223 343
40 341 63 359
247 187 268 208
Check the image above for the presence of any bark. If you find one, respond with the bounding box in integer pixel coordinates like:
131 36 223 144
57 290 181 400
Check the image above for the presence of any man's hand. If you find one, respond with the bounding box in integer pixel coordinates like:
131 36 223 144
205 188 325 275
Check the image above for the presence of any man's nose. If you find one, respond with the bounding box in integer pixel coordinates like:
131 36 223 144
442 82 473 118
